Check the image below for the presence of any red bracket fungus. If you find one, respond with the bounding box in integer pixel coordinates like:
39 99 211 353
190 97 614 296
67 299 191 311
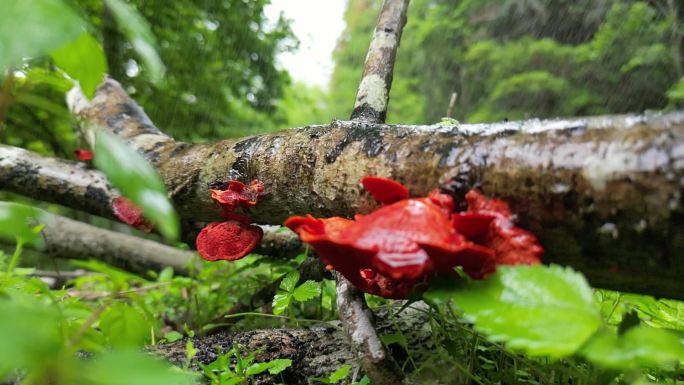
74 149 94 161
284 176 543 299
196 179 264 262
111 196 153 232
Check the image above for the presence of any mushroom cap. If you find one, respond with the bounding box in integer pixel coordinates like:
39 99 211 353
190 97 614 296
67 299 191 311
452 190 543 278
360 176 409 205
284 197 492 298
74 149 94 161
196 220 263 261
284 179 544 299
210 179 264 210
111 197 153 232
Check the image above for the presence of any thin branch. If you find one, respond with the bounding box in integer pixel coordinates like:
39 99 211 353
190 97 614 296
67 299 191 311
37 209 195 275
350 0 410 123
335 272 404 385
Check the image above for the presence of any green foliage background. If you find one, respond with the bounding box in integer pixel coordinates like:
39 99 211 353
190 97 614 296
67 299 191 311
329 0 684 123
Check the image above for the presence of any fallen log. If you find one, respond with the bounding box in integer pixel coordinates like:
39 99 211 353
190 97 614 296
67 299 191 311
154 303 432 385
65 77 684 299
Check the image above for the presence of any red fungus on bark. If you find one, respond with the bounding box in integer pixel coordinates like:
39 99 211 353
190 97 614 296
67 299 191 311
195 220 263 261
285 176 543 299
451 190 544 278
196 179 265 262
211 180 264 211
74 149 94 161
111 196 153 232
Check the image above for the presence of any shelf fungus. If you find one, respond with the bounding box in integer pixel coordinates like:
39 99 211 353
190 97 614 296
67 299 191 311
196 180 264 261
112 196 153 232
285 176 543 298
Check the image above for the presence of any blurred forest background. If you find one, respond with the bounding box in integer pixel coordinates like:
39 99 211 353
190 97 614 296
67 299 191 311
2 0 683 159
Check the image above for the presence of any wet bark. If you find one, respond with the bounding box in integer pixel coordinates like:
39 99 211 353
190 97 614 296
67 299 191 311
65 78 684 299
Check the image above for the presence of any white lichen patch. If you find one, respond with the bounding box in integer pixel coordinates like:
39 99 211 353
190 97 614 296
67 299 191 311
355 74 388 112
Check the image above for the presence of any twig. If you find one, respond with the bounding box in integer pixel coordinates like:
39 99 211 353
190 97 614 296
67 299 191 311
350 0 410 123
446 92 458 118
336 1 412 383
335 272 404 384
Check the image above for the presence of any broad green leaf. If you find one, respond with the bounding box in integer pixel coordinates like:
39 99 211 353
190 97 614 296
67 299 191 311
279 271 300 293
99 302 150 348
0 202 47 246
0 300 62 375
272 292 291 315
425 265 602 357
265 358 292 375
51 33 107 99
580 326 684 369
245 359 292 376
81 349 197 385
164 331 183 343
94 131 179 240
104 0 165 83
0 0 84 71
292 280 321 302
328 364 352 383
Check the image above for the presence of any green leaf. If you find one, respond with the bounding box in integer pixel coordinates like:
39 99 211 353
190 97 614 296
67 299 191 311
99 302 150 348
94 131 179 240
580 326 684 369
328 364 352 383
425 265 602 357
352 375 371 385
292 280 321 302
51 33 107 99
0 0 84 71
279 271 300 292
245 359 292 376
272 292 291 316
0 202 47 246
104 0 165 83
0 300 63 374
265 358 292 375
164 331 183 343
81 349 197 385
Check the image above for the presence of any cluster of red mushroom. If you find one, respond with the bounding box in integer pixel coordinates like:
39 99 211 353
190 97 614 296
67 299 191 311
284 176 543 298
195 180 265 261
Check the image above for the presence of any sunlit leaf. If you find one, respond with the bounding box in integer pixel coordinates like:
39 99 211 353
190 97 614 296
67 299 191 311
81 349 197 385
425 265 603 357
99 302 150 348
245 359 292 376
51 33 107 99
0 202 47 246
328 364 351 383
0 0 84 71
94 131 179 240
272 292 291 316
580 326 684 369
104 0 165 83
292 280 321 302
279 271 300 293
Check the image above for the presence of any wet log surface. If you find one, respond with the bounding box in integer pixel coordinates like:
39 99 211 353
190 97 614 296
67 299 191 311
66 79 684 299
